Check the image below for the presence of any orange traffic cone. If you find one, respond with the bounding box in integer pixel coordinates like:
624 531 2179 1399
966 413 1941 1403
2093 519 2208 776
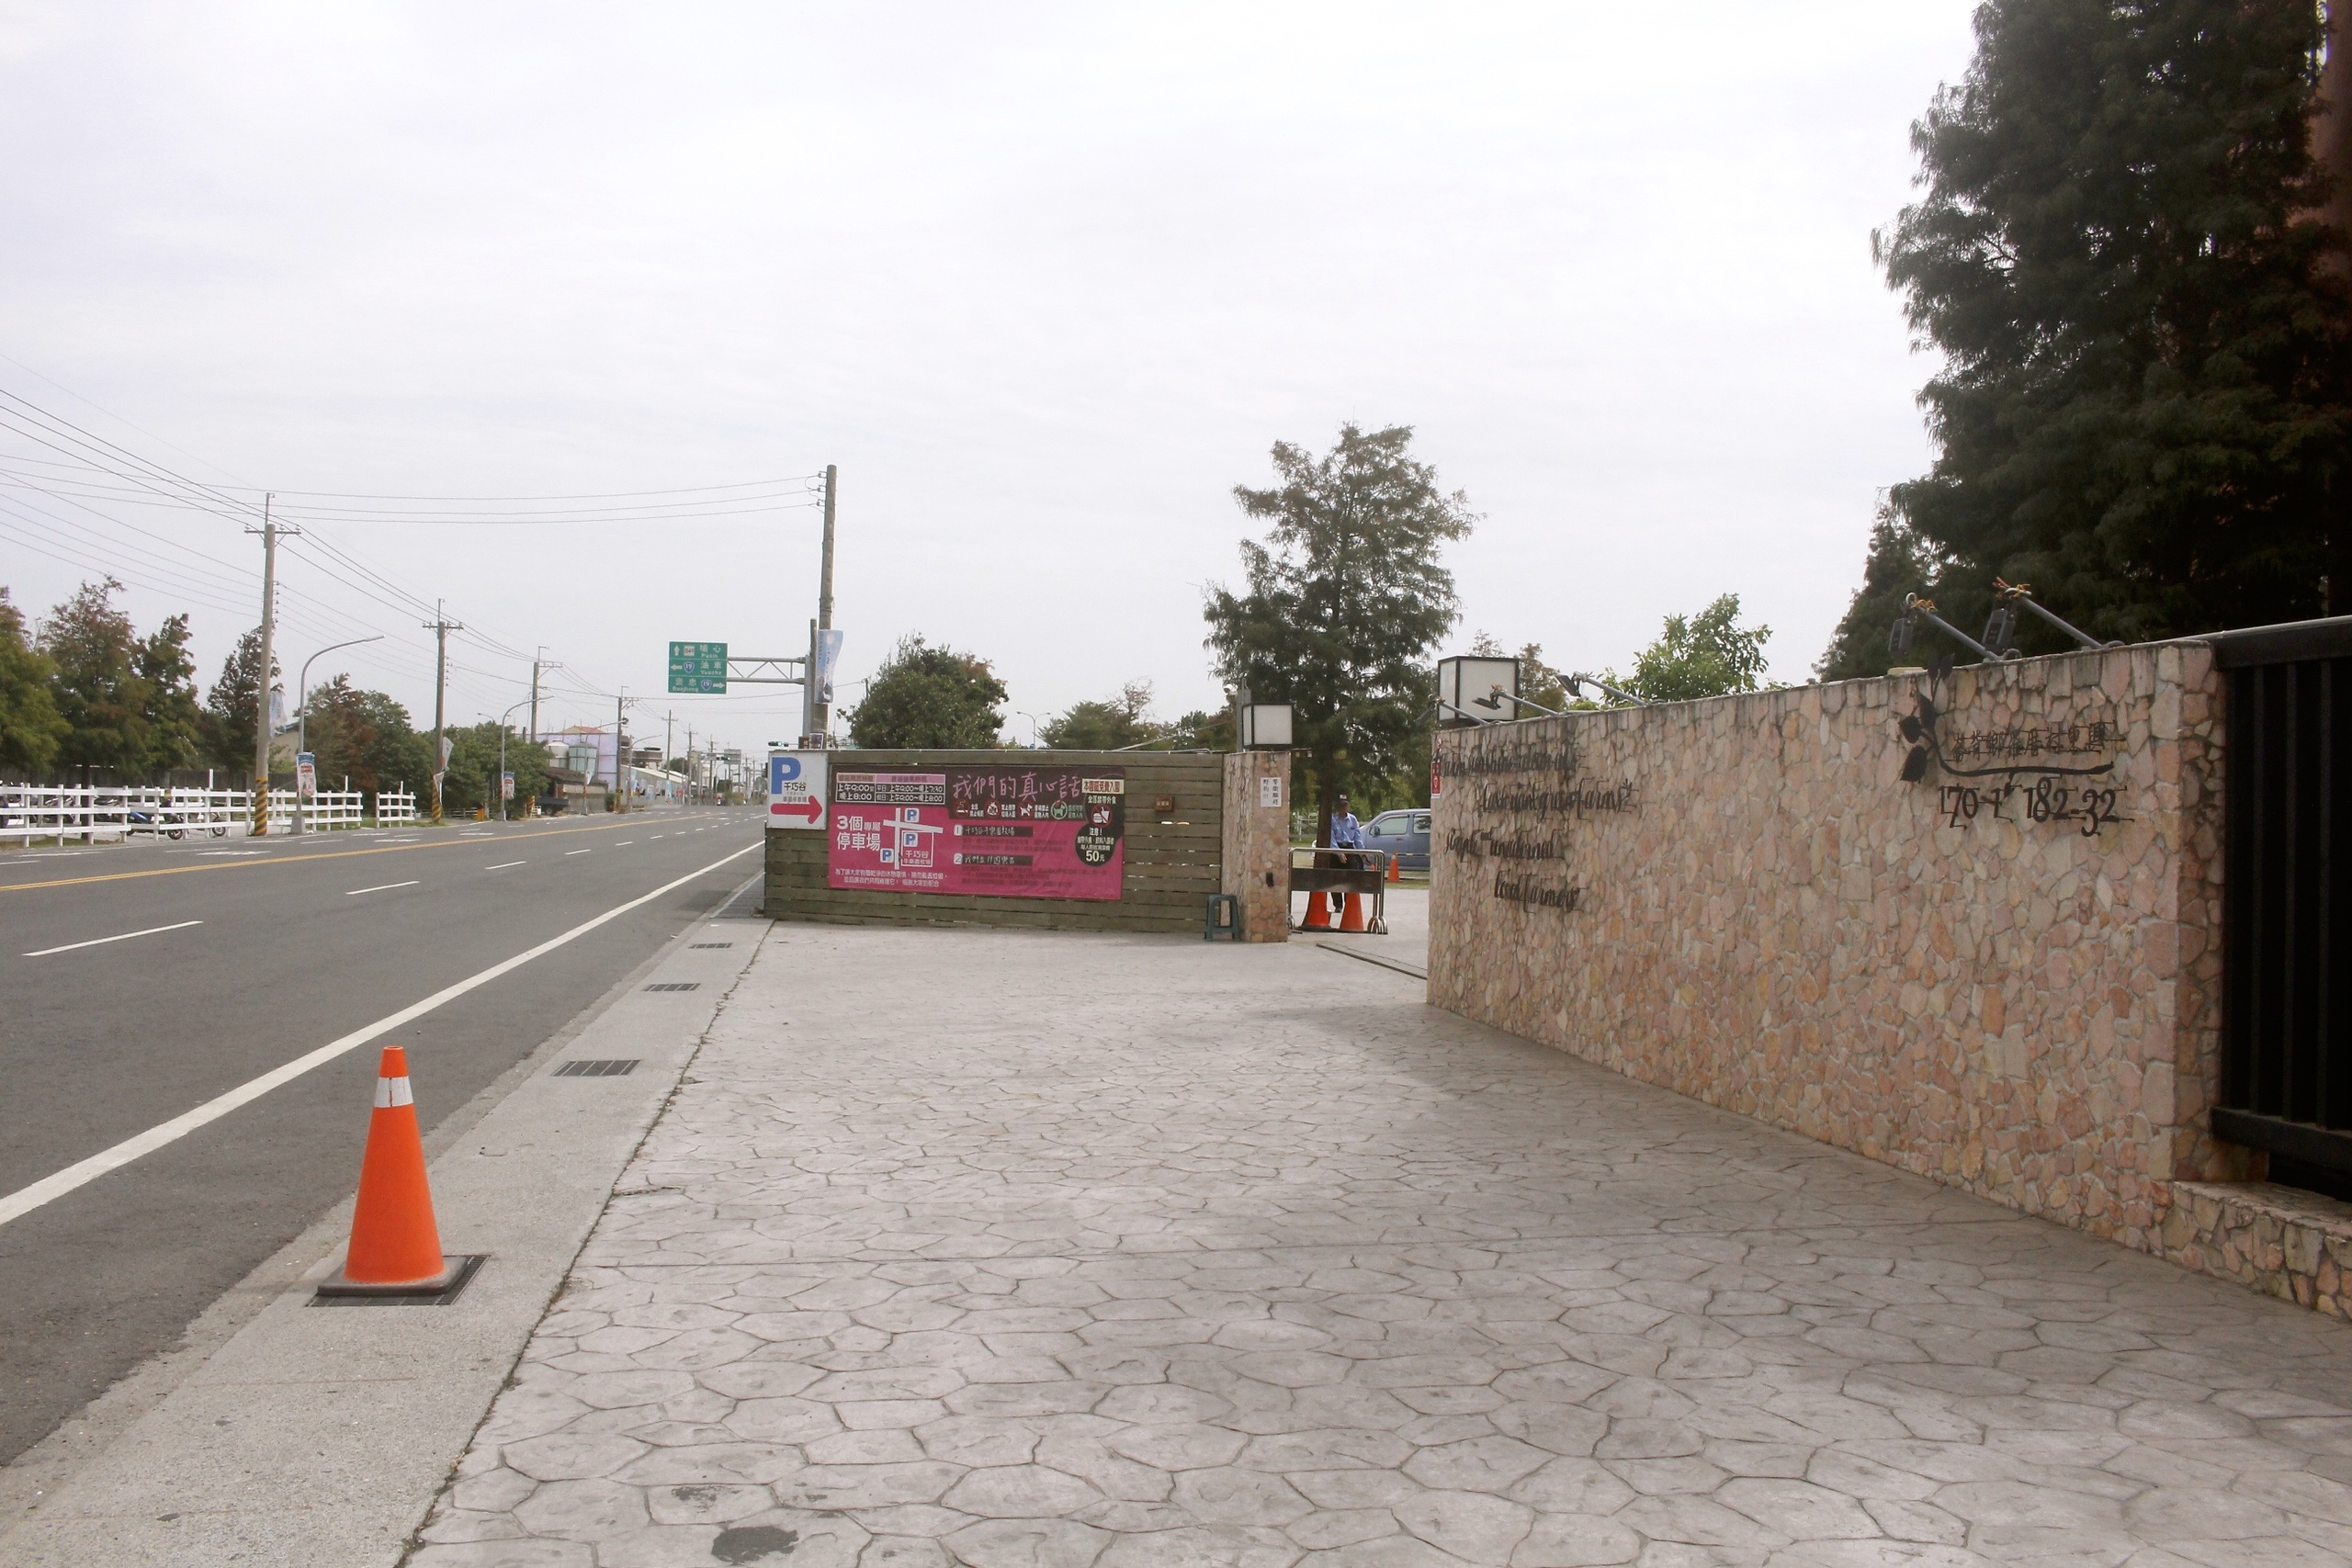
318 1046 463 1297
1338 893 1369 932
1386 856 1401 883
1300 890 1332 930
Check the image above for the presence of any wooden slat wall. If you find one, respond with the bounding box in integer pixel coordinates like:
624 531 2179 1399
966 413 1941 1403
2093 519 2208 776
763 750 1226 933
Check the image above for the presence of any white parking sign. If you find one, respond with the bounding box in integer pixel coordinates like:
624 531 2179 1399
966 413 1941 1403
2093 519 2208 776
767 751 827 830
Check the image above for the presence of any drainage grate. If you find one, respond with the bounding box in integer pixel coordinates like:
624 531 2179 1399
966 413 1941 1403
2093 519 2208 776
554 1058 639 1077
643 981 701 992
689 942 733 950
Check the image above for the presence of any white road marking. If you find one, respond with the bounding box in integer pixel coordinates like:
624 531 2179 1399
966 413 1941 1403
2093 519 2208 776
345 880 421 896
483 860 526 871
0 841 762 1229
24 919 205 958
564 849 591 856
616 841 634 846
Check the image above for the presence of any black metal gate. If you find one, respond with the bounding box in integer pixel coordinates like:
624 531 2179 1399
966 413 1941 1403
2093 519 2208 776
2211 616 2352 1193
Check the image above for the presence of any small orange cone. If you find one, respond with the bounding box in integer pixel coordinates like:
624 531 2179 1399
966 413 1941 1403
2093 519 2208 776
1300 891 1331 930
1338 893 1369 932
321 1046 458 1295
1386 856 1401 883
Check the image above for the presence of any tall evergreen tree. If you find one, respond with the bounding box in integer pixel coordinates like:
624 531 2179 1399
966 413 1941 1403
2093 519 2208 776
0 587 68 776
136 613 203 773
1824 0 2352 677
1204 423 1475 839
200 627 276 773
38 580 153 774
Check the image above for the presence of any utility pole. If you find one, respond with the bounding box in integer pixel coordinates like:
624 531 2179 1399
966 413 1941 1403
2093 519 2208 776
243 495 295 838
423 599 462 825
685 724 695 806
613 687 629 812
525 646 548 818
808 463 839 740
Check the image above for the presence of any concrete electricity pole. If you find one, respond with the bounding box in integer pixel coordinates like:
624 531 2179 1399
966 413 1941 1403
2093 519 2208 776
423 600 462 825
613 687 629 812
243 495 294 838
808 463 839 740
529 648 545 750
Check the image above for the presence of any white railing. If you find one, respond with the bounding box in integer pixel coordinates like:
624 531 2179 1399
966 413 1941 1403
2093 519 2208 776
0 784 420 845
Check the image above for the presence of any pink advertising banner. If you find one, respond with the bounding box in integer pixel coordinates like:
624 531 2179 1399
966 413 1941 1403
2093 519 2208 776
827 766 1125 900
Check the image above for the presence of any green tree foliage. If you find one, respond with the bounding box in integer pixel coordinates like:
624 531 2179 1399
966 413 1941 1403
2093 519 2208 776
0 587 68 775
37 580 198 774
1204 423 1475 838
1816 508 1952 678
137 613 203 772
436 721 550 818
848 636 1008 748
200 627 276 773
304 677 434 801
1162 707 1236 751
1826 0 2352 676
1041 681 1156 750
1613 594 1773 704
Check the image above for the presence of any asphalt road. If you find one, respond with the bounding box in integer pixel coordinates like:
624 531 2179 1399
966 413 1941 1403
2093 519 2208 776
0 806 769 1467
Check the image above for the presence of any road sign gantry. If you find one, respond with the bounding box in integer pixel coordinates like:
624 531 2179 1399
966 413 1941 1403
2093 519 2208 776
667 643 806 696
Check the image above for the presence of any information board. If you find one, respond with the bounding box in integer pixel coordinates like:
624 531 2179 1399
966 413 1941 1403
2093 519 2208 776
828 766 1124 899
767 751 827 829
667 641 727 694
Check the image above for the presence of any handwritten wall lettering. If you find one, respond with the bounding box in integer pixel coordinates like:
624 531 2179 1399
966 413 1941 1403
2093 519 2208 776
1446 830 1568 862
1470 782 1638 818
1493 871 1584 911
1451 737 1581 778
1945 719 2118 761
1938 780 2128 837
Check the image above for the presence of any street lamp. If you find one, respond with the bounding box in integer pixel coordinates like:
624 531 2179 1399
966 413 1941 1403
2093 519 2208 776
495 696 530 822
1017 711 1044 748
295 636 384 833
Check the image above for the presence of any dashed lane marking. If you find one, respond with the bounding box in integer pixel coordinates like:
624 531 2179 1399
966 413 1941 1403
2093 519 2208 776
345 880 421 896
24 919 205 958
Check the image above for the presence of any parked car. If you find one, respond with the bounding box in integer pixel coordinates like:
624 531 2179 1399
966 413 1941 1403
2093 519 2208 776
1363 808 1431 872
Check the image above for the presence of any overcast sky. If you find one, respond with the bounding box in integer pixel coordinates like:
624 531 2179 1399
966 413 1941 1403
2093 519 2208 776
0 2 1979 757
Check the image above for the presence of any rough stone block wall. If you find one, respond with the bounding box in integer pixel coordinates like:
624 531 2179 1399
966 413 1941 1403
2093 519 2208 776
1429 641 2244 1251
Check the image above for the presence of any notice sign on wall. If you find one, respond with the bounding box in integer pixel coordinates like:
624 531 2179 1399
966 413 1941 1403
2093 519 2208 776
829 766 1125 899
768 751 828 830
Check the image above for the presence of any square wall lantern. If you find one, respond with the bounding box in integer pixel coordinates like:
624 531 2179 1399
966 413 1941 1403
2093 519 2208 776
1238 703 1294 750
1435 656 1521 726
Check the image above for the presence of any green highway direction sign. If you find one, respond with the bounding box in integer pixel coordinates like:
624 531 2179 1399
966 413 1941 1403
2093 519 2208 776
668 641 727 694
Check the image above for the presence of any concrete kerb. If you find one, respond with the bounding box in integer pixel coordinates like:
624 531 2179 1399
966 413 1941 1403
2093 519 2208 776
0 870 770 1568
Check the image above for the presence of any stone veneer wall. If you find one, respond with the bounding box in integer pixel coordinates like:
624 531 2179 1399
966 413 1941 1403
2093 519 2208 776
1429 640 2248 1254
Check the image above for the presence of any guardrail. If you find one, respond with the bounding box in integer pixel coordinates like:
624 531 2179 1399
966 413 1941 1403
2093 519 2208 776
1 785 419 845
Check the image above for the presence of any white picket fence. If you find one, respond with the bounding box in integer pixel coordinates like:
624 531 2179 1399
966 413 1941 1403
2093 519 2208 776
1 784 418 846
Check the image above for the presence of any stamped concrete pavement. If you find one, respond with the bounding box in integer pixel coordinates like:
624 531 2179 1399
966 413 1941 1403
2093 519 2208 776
413 921 2352 1567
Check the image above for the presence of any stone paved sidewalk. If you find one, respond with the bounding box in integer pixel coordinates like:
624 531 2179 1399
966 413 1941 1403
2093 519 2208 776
413 925 2352 1567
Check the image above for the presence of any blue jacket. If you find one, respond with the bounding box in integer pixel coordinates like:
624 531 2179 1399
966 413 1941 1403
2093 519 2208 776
1329 810 1364 849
